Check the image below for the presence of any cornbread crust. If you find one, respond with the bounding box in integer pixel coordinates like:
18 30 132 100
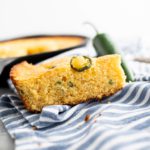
10 55 126 112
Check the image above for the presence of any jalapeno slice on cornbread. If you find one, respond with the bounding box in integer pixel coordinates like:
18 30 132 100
70 56 92 72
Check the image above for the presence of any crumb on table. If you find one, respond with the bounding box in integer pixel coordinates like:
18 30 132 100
32 126 37 130
84 114 90 122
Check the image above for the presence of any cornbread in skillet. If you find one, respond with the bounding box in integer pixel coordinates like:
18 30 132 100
10 54 126 112
0 36 85 58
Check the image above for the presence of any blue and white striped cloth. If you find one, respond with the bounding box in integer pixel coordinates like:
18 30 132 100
0 48 150 150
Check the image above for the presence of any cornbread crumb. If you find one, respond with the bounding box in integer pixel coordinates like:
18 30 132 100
10 54 126 112
32 126 37 130
84 114 91 122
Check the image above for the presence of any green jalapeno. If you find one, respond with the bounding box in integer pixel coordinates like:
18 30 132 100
85 22 134 82
93 33 134 82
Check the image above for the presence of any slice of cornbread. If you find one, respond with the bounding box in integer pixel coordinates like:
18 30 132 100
10 54 126 112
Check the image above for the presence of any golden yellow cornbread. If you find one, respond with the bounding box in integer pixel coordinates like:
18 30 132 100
0 36 84 58
10 54 126 112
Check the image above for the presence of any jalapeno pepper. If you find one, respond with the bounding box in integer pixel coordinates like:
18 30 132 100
93 33 134 82
86 23 134 82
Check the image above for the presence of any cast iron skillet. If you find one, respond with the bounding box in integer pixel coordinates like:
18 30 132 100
0 35 88 87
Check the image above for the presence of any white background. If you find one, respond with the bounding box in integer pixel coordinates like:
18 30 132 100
0 0 150 45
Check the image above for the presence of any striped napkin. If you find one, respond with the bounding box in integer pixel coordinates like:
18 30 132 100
0 47 150 150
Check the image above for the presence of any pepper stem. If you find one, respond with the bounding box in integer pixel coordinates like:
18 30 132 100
83 22 99 34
